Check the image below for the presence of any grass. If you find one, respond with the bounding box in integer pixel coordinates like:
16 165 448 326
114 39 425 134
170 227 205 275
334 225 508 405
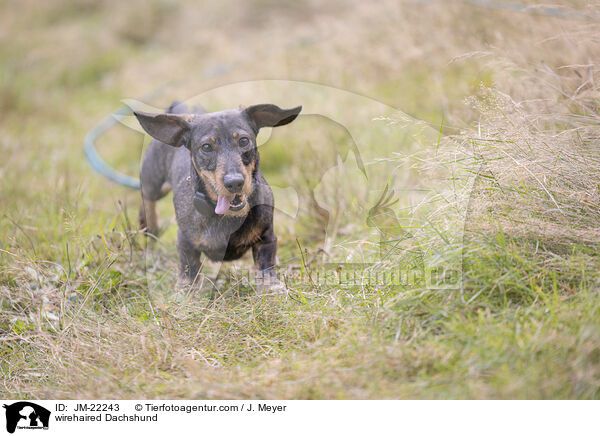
1 0 599 399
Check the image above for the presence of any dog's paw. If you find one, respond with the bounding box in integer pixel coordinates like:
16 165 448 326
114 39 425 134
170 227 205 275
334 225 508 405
176 273 207 291
255 271 288 295
175 277 194 293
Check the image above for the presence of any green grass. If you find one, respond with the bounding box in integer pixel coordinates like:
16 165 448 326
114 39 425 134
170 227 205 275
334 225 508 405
1 0 599 399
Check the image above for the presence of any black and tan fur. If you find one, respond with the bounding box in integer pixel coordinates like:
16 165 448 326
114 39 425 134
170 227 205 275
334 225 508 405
134 101 302 285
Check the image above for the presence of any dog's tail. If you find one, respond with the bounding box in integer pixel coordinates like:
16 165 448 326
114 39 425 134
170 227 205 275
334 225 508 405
166 100 205 115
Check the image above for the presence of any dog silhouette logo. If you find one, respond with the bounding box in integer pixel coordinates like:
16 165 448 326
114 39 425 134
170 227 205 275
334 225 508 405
2 402 50 433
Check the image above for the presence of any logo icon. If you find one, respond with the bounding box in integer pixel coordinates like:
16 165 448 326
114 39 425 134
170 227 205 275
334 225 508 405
2 402 50 434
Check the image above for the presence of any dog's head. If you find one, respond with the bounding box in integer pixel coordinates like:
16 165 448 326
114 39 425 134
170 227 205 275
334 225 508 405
134 104 302 217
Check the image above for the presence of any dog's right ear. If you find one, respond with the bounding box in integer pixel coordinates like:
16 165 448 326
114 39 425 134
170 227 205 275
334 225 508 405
133 111 192 147
243 104 302 132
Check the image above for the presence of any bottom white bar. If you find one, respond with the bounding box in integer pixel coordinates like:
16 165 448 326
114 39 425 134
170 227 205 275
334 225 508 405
0 400 597 435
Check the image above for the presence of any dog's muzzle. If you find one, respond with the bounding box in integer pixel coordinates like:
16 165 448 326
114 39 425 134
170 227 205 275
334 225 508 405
215 193 247 214
193 191 248 215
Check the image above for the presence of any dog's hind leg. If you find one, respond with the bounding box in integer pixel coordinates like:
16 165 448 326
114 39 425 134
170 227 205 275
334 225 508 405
139 182 171 236
139 199 159 236
139 139 173 236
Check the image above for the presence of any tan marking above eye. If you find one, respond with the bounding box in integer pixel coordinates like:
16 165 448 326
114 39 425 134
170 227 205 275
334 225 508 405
210 136 216 143
233 132 239 138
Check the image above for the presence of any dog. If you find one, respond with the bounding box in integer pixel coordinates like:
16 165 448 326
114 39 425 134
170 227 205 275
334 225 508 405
134 101 302 289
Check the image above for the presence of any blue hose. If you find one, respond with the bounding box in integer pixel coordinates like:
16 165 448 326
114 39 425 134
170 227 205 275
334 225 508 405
84 104 141 190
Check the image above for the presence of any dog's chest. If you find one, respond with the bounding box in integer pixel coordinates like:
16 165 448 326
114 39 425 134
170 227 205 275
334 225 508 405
170 161 272 260
186 211 263 257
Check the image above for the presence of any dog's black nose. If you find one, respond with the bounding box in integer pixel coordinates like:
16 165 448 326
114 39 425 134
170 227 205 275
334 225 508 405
223 173 244 193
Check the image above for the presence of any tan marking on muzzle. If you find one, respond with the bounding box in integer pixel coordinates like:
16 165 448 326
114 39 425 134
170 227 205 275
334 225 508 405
197 169 220 202
193 154 254 217
190 156 219 202
240 160 255 197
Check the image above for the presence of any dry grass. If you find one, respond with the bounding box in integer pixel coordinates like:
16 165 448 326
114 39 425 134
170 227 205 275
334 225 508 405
1 0 600 399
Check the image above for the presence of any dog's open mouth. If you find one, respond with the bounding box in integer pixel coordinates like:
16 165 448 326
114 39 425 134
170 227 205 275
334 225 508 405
215 194 247 214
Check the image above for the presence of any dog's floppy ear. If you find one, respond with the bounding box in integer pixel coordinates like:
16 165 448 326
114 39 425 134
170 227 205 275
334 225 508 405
243 104 302 131
133 111 192 147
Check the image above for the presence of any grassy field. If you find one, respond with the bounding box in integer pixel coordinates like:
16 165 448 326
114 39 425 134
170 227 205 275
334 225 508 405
1 0 599 399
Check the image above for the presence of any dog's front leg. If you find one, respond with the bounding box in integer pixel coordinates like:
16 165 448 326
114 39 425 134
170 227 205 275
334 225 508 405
252 230 285 293
177 229 202 285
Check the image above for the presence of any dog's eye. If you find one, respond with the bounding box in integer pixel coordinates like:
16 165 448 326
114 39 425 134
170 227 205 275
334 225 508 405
201 143 213 153
239 137 250 147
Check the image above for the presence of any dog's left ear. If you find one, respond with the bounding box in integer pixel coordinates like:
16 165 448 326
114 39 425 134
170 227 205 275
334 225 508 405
243 104 302 131
133 111 192 147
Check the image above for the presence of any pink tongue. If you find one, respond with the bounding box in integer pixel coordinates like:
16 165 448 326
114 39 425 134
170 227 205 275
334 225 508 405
215 195 232 214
